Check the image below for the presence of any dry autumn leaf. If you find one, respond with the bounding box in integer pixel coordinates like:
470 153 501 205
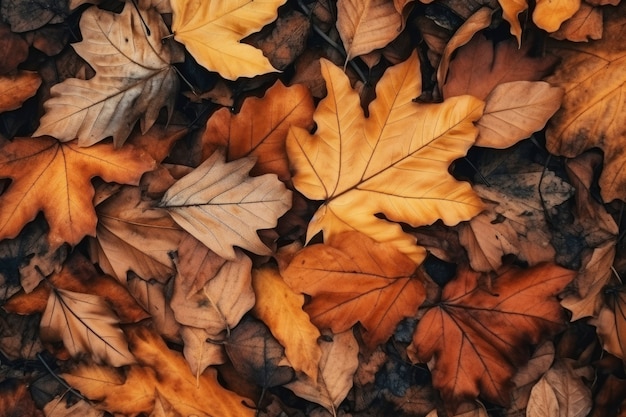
545 4 626 202
160 149 292 260
498 0 580 43
0 71 41 113
336 0 403 60
252 267 322 381
170 0 286 80
592 286 626 361
34 3 184 147
408 264 575 406
62 326 255 417
287 52 484 263
282 231 424 348
0 137 155 248
202 80 315 181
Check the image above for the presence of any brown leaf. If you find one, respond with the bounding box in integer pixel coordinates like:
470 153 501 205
545 3 626 202
282 231 424 349
180 326 227 378
551 2 603 42
591 286 626 361
0 379 44 417
0 24 29 74
202 81 315 182
537 360 593 417
0 0 67 32
526 378 560 416
62 326 255 416
44 397 104 417
442 34 558 101
127 273 180 341
252 267 322 381
508 341 556 416
0 137 156 248
170 234 255 336
0 71 41 113
408 264 575 406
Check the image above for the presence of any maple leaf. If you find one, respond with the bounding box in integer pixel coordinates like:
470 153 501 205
62 326 255 417
286 52 484 263
252 267 322 381
336 0 403 60
170 0 286 80
407 264 575 406
34 3 184 147
0 71 41 112
0 137 155 248
41 288 134 366
202 80 315 182
545 4 626 202
282 231 424 348
160 149 292 260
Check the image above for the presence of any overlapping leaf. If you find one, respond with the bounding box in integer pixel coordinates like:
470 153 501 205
34 3 184 147
170 0 286 80
287 52 484 263
0 71 40 112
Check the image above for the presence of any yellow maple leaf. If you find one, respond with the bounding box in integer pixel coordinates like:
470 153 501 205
171 0 286 80
286 52 484 263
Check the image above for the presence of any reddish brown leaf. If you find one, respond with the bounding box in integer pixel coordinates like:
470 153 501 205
408 264 575 406
0 24 28 74
0 71 41 113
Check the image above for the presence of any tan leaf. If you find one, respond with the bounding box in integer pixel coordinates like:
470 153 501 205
287 52 484 264
252 267 322 381
127 273 180 341
160 149 292 260
282 231 424 348
171 0 286 80
526 378 560 416
476 81 563 148
336 0 403 60
540 360 593 417
0 71 41 112
202 81 315 182
180 326 226 378
591 286 626 361
285 330 359 414
34 4 184 147
551 2 603 42
41 288 134 366
44 398 104 417
170 235 255 336
508 342 556 416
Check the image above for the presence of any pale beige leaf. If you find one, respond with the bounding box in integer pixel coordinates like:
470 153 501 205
476 81 564 148
437 7 494 88
285 330 359 414
34 4 183 147
526 378 560 417
543 361 593 417
160 149 292 260
252 267 322 381
336 0 403 60
171 0 286 80
170 241 255 336
180 326 227 379
40 289 134 366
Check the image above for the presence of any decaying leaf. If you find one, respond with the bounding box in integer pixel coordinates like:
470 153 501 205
202 80 315 181
283 231 424 348
0 71 41 113
0 137 155 248
34 4 184 147
252 267 322 380
408 264 575 406
171 0 286 80
285 330 359 415
160 149 292 260
62 326 255 416
287 52 484 263
41 288 134 366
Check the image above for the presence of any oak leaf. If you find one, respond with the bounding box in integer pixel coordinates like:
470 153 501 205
202 80 315 182
170 234 255 337
170 0 286 80
0 137 155 248
62 326 255 417
0 71 41 112
252 267 322 381
282 231 424 348
408 264 575 406
284 330 359 415
34 3 184 147
545 4 626 202
41 288 135 366
286 52 484 263
336 0 403 60
160 149 292 260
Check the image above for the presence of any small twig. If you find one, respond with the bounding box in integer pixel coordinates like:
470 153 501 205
463 157 490 187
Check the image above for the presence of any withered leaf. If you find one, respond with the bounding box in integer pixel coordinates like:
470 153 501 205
0 71 41 113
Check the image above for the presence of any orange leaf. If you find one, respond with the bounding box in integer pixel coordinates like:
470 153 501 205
282 231 425 349
202 81 314 181
0 71 41 112
408 264 575 406
252 267 322 381
0 137 156 248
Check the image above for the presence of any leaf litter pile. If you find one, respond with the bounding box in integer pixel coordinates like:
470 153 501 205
1 0 626 416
